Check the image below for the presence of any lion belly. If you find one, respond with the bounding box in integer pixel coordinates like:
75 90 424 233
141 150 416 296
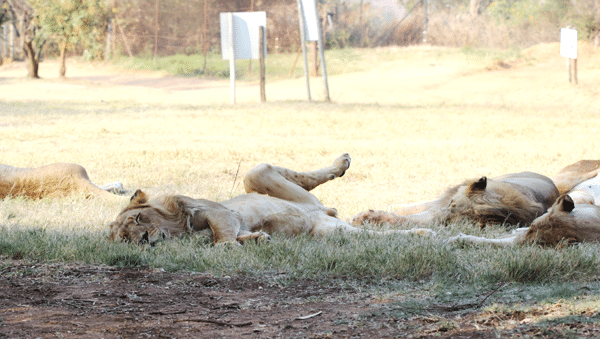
569 174 600 205
222 193 319 235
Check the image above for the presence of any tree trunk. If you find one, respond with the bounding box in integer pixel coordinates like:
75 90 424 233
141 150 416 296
23 39 39 79
59 41 67 78
470 0 482 16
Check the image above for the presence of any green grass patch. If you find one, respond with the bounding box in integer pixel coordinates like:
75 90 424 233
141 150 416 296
112 46 519 81
2 223 600 288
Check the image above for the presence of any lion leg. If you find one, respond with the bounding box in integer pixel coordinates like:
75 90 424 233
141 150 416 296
205 209 243 245
446 231 525 247
97 181 125 195
311 215 435 237
350 209 409 226
236 231 272 244
243 153 351 205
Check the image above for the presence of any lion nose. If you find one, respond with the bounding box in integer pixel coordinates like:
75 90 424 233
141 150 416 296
139 231 150 245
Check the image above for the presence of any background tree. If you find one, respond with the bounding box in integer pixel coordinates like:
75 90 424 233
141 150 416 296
5 0 45 78
28 0 108 78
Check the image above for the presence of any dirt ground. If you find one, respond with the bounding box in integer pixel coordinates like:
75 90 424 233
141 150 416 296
1 260 599 338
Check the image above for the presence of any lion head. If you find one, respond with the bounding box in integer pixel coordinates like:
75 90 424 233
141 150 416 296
108 190 190 245
435 176 546 227
522 194 579 247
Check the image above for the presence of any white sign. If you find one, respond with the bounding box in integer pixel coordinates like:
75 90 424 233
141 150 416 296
300 0 320 41
560 28 577 59
220 12 267 60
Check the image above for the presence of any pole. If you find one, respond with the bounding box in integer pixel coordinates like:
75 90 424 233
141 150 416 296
202 0 208 72
259 26 266 103
312 41 318 76
105 18 112 61
248 0 256 74
423 0 428 44
296 0 311 101
154 0 159 60
229 13 236 104
314 0 330 101
573 58 578 85
567 58 572 83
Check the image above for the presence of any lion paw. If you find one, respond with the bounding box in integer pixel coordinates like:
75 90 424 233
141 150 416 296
445 233 467 245
215 240 243 248
351 210 401 226
236 231 272 244
100 181 125 194
412 228 437 237
331 153 351 178
253 231 272 243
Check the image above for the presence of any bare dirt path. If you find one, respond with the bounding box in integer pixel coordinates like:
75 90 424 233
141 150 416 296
1 260 598 338
1 43 597 108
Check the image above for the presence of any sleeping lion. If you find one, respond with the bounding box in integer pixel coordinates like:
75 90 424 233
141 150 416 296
351 172 559 228
108 154 434 246
0 163 123 199
448 160 600 247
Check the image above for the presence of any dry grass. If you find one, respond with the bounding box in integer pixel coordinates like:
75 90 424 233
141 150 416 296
0 43 599 233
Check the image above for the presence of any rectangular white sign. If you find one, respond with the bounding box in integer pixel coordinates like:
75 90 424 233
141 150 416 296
560 28 577 59
220 12 267 60
300 0 320 41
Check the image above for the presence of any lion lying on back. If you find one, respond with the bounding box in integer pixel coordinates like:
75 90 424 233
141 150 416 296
0 163 123 199
108 154 434 246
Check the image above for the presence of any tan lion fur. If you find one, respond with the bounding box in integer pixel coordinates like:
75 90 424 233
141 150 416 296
0 163 123 199
447 194 600 247
553 160 600 205
351 172 558 228
108 154 434 246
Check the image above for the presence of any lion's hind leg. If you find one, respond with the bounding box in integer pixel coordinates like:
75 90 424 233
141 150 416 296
243 153 351 204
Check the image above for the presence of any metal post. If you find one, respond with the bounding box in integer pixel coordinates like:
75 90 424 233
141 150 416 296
423 0 428 44
228 13 236 104
259 26 266 102
296 0 311 101
314 0 330 102
154 0 159 60
573 58 578 85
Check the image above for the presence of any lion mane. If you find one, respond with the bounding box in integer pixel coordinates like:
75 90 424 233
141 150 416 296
352 172 558 228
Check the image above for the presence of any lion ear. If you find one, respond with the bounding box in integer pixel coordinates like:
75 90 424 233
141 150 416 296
560 195 575 213
130 189 148 205
469 176 487 193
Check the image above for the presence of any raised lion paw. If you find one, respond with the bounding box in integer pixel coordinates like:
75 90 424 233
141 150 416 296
330 153 351 178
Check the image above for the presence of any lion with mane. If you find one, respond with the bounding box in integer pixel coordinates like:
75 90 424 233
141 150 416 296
0 163 123 199
108 154 433 246
351 172 559 228
448 160 600 247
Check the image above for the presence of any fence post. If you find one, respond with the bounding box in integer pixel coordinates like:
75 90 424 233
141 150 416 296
259 26 266 103
228 13 236 104
296 0 312 101
423 0 428 43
